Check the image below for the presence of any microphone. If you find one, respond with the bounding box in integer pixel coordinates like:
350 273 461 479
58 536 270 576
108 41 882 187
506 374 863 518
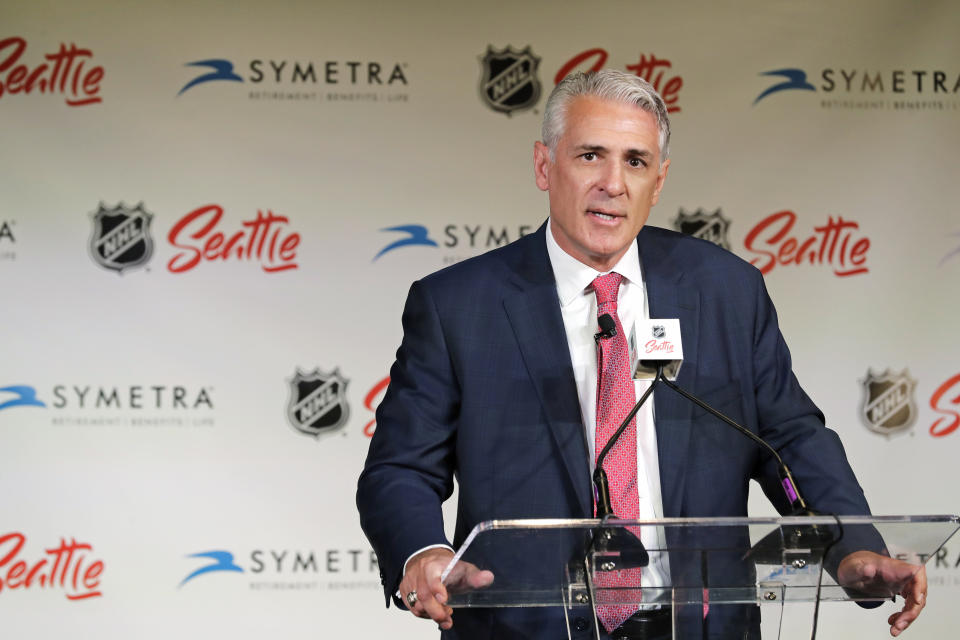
632 319 683 381
594 313 616 342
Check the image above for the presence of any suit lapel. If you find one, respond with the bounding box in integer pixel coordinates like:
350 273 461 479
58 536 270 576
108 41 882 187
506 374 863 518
638 229 700 517
502 226 593 517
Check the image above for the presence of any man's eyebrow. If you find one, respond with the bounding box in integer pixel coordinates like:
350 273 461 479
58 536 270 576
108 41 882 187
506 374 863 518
574 144 654 159
625 148 654 159
574 144 608 153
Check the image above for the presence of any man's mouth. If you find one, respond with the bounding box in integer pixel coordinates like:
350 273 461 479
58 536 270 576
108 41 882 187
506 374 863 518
588 209 621 222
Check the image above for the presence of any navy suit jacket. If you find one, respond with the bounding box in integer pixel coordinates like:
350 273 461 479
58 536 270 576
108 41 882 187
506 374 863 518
357 223 872 639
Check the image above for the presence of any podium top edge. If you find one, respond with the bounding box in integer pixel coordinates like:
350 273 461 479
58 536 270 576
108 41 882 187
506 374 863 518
470 515 960 532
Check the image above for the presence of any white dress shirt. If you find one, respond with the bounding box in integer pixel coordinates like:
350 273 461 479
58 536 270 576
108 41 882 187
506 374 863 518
545 219 671 590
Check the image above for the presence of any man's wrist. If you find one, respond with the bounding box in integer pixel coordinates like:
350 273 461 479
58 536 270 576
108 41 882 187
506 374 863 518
394 544 455 597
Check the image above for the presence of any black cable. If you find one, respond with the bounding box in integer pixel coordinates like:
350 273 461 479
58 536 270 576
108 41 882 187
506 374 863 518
596 365 662 470
810 514 844 640
657 374 810 514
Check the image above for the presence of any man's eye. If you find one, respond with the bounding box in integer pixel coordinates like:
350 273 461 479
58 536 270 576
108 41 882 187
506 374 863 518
628 158 647 168
582 152 596 161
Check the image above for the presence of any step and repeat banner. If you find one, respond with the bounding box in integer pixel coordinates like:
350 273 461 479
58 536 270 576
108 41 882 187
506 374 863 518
1 0 958 637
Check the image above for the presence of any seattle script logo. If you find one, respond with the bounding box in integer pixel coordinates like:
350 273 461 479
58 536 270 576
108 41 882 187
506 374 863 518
0 532 104 600
0 37 104 106
744 210 870 277
167 205 300 273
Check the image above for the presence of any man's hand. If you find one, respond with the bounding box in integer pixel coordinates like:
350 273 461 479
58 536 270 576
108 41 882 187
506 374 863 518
838 550 927 637
399 547 494 631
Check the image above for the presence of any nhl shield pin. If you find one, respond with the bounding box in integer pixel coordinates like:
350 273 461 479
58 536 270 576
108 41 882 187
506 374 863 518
479 45 542 114
287 368 350 437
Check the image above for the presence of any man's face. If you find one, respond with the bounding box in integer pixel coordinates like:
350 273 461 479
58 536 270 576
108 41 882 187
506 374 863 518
534 96 669 272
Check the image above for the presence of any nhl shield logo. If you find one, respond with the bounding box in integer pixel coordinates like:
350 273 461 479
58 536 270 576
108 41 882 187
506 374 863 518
652 325 666 339
479 45 541 114
673 208 731 250
287 368 350 437
859 368 918 436
89 202 154 273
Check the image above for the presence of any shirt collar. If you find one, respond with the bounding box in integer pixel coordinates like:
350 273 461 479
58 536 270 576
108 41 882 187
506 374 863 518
545 218 643 307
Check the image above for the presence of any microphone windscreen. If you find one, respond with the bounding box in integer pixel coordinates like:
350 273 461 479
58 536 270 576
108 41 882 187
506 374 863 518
598 314 616 338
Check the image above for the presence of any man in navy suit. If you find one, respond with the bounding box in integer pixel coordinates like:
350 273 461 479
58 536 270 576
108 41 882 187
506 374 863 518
357 70 926 639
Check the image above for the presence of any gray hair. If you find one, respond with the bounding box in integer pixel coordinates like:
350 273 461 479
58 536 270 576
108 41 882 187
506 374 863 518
541 69 671 164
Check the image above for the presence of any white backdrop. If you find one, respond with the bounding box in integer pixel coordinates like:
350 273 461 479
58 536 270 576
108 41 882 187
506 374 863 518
1 0 958 637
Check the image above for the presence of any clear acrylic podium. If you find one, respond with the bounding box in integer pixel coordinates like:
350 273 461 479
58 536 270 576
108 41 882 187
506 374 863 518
441 515 959 639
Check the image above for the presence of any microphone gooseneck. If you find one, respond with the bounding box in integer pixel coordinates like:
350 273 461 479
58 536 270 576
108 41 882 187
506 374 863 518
588 354 658 570
656 375 811 514
593 365 663 519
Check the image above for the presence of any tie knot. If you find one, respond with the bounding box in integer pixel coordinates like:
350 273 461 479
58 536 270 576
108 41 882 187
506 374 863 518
592 272 622 308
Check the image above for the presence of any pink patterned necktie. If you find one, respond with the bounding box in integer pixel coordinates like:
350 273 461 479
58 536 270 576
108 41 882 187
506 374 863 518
592 272 642 633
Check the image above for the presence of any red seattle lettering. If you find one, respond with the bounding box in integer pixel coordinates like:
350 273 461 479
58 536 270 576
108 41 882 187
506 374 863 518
625 54 682 113
0 532 103 600
644 340 674 354
555 48 683 113
363 376 391 437
930 373 960 437
743 210 870 277
167 205 300 273
554 48 608 85
0 37 103 106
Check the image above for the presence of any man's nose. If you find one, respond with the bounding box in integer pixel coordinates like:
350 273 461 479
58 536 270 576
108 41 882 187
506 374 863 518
598 162 626 197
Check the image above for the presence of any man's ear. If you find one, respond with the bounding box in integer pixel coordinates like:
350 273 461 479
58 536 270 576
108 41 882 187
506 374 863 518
533 141 551 192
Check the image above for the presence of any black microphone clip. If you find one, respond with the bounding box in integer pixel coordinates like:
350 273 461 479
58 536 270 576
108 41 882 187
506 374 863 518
594 313 617 343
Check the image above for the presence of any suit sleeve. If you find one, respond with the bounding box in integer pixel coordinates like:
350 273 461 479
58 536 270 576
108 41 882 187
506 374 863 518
747 272 886 595
356 280 460 606
748 272 872 518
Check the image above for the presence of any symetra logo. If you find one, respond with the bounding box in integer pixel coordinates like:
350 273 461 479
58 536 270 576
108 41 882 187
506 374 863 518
180 551 243 587
177 55 409 103
753 68 816 104
374 222 535 265
179 546 379 592
373 225 438 260
178 59 243 95
0 385 45 411
1 382 216 428
754 65 960 111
